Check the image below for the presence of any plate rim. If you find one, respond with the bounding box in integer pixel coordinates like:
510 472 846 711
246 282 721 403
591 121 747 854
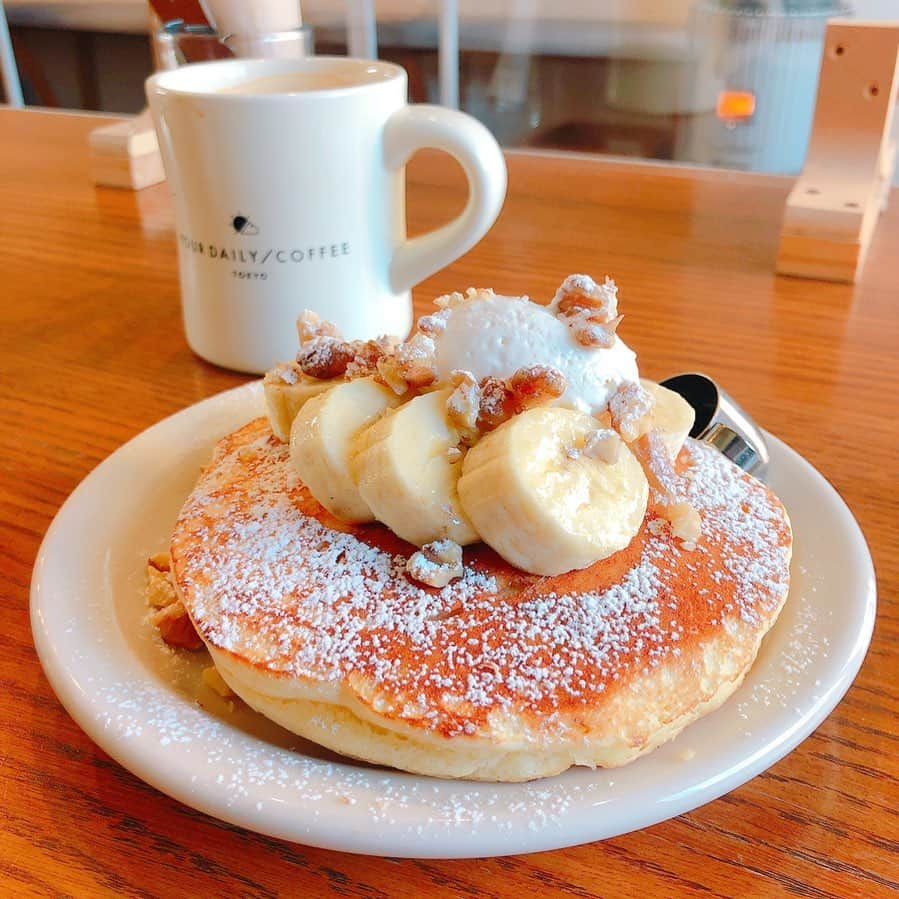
29 381 878 858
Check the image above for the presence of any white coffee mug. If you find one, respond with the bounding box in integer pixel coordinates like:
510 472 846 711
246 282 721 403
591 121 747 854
146 58 507 373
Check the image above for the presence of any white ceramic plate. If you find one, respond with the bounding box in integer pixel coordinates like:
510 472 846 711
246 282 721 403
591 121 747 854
31 382 876 858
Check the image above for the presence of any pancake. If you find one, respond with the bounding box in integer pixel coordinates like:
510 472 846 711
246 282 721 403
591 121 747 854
171 418 792 781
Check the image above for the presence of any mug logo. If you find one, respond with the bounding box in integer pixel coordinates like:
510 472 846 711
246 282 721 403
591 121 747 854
231 214 259 236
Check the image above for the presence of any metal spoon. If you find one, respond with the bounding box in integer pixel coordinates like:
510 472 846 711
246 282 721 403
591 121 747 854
659 372 770 478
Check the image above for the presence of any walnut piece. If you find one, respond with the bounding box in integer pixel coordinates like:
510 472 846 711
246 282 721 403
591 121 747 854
568 311 624 348
553 274 619 319
345 336 395 380
295 311 401 383
152 600 204 650
406 539 464 588
269 362 300 385
394 332 437 389
665 501 702 545
375 332 437 394
476 376 515 433
297 309 341 345
508 364 567 412
146 554 177 609
417 313 447 336
434 286 493 309
446 370 481 440
434 290 466 309
583 428 622 465
148 552 171 572
375 354 411 395
552 275 623 348
472 365 567 435
297 336 356 380
146 554 202 648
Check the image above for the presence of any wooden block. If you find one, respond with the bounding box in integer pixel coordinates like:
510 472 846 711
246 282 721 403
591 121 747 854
777 20 899 284
89 147 166 191
88 111 166 191
777 233 863 283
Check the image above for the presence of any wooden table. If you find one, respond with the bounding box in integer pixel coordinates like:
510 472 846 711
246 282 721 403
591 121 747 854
3 108 897 897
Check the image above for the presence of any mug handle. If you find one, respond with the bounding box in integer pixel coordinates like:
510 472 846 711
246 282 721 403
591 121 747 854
383 105 507 294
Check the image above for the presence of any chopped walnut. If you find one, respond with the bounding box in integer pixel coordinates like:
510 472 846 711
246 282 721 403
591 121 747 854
345 336 395 380
146 558 177 609
297 336 356 380
434 286 488 310
375 354 411 395
609 380 655 442
450 369 476 389
202 665 235 698
394 332 437 389
434 290 466 309
665 501 702 544
405 539 464 588
471 366 566 435
152 600 204 650
567 311 624 348
417 313 447 336
146 555 202 648
508 364 567 413
476 376 516 432
552 275 622 348
583 428 622 465
446 370 481 439
297 309 341 345
375 332 438 394
553 274 619 320
148 552 171 572
147 552 174 607
269 362 300 385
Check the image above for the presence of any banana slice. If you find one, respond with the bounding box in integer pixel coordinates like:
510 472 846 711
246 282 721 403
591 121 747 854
290 377 403 522
640 379 695 462
264 368 335 442
458 407 648 575
351 388 479 547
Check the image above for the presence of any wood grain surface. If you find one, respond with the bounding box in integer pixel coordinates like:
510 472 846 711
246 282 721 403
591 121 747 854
2 108 897 898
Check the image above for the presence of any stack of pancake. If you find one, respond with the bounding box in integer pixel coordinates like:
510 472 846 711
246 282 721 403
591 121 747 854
170 418 791 781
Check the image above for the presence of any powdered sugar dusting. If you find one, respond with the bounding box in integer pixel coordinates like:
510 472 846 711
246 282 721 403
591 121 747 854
35 381 871 851
680 441 791 624
173 423 791 740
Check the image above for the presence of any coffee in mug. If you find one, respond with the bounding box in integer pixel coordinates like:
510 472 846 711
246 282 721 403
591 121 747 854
146 58 507 373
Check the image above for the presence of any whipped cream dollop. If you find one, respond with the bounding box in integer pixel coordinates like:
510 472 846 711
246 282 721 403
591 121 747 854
431 290 638 415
